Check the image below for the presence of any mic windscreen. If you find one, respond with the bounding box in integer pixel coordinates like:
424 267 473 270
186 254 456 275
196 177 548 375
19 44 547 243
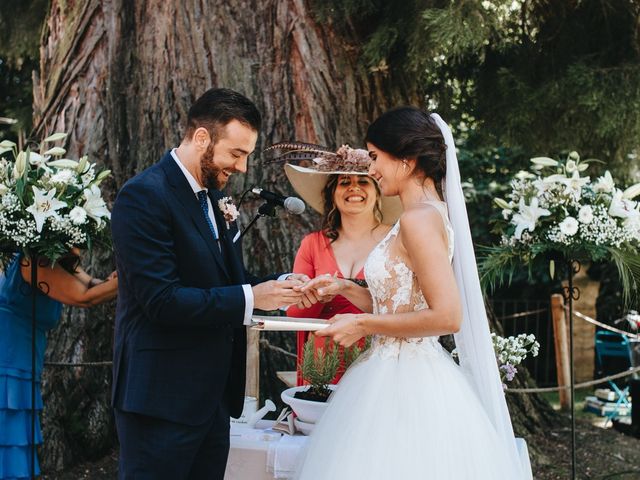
284 197 306 215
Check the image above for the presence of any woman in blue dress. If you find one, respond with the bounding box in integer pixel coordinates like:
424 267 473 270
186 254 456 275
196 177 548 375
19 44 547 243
0 251 118 479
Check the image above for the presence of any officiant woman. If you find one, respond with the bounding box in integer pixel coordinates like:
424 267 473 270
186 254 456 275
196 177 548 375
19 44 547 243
282 145 401 385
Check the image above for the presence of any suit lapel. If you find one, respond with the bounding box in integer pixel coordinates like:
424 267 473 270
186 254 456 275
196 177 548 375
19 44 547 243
209 190 245 284
160 153 230 280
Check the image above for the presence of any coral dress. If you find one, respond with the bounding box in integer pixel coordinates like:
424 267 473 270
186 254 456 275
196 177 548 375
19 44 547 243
287 232 366 385
0 255 62 479
294 203 519 479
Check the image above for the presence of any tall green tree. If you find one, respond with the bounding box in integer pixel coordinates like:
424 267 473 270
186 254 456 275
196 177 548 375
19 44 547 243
314 0 640 171
0 0 48 139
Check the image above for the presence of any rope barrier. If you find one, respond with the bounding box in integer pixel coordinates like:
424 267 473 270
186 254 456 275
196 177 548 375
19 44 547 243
496 308 548 320
506 366 640 393
573 311 639 340
44 361 112 367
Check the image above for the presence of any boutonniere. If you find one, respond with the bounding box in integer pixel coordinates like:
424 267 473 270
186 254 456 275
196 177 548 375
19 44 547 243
218 196 239 227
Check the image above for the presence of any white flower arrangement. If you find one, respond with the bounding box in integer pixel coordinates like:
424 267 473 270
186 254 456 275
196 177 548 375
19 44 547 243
492 333 540 387
0 133 111 268
482 152 640 303
453 332 540 388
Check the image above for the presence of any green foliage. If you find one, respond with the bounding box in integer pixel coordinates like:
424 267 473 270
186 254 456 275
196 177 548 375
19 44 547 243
0 0 49 62
311 0 640 168
342 335 371 370
608 246 640 306
300 334 369 397
300 335 340 398
0 0 49 141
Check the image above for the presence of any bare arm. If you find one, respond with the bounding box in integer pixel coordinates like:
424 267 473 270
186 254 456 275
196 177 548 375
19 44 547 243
299 275 373 313
21 258 118 308
317 207 462 346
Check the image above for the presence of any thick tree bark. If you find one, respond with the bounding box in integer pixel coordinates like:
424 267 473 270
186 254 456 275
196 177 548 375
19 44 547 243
33 0 560 471
33 0 419 470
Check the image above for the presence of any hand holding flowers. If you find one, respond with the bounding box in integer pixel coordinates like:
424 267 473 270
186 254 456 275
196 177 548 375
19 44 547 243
0 133 112 268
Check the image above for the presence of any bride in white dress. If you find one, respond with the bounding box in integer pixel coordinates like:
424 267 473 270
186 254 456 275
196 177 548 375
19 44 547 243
295 107 532 479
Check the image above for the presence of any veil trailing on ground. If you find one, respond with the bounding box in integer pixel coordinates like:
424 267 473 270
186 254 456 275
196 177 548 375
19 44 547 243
431 113 532 479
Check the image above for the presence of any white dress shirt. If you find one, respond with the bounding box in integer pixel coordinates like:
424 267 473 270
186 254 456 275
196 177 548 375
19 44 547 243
171 149 255 325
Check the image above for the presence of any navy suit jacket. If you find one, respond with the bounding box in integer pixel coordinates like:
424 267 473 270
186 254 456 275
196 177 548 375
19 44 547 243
111 151 274 425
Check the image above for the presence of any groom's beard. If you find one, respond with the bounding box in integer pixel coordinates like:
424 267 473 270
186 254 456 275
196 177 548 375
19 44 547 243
201 144 224 190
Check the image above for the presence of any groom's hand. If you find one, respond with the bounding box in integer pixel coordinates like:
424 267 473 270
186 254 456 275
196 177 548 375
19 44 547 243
252 279 304 311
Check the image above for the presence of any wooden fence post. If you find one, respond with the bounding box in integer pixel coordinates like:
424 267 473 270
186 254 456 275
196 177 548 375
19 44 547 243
551 293 571 410
245 328 260 399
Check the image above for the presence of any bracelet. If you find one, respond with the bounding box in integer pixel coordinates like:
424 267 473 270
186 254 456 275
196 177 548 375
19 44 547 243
347 278 368 288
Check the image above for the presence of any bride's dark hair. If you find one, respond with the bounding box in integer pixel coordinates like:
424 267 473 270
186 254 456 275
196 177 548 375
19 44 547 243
365 106 447 199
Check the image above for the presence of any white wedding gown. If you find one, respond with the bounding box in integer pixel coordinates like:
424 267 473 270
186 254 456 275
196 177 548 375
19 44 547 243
294 202 518 479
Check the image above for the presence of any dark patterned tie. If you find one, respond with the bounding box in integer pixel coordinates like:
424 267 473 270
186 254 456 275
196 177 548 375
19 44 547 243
197 190 219 241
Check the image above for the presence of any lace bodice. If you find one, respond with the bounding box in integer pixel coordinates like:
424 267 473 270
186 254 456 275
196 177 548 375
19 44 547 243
362 201 454 359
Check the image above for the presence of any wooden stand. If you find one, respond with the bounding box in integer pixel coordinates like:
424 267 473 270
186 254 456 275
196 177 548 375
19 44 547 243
551 293 571 410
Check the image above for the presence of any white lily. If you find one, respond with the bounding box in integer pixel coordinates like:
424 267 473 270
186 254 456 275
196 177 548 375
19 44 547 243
43 132 68 143
565 160 577 173
44 146 66 157
622 182 640 200
76 155 88 174
560 171 590 197
624 215 640 235
594 171 615 193
83 185 111 226
26 186 67 233
92 169 111 186
13 152 27 179
515 170 535 180
493 198 511 210
48 159 79 169
27 152 48 169
530 157 558 167
0 140 16 149
542 174 568 184
511 197 551 239
609 190 639 219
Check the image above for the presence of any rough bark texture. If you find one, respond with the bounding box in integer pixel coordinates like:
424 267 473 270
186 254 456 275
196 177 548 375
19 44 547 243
33 0 559 472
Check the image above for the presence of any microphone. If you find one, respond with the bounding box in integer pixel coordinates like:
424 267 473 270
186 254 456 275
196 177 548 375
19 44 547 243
251 188 306 214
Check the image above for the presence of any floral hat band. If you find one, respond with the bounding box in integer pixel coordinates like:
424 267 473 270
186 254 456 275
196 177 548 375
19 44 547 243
264 142 371 174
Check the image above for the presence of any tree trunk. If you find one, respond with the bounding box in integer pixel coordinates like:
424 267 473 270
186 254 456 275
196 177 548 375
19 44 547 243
33 0 419 470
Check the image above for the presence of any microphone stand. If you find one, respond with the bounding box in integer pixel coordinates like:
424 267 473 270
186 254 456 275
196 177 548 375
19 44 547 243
239 200 279 240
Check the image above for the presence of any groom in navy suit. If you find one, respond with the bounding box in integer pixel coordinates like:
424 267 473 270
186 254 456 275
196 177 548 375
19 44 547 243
111 88 306 479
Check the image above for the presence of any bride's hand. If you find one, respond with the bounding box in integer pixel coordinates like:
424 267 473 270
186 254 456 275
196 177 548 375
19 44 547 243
299 274 345 303
316 313 367 348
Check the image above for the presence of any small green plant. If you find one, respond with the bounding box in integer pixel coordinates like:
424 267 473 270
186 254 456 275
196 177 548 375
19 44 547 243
342 335 371 370
300 335 340 400
299 335 370 401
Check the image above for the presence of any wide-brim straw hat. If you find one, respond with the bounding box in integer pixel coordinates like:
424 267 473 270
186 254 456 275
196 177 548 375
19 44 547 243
284 164 402 224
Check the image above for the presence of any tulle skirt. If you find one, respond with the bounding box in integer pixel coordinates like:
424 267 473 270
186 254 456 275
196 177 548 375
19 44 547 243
294 337 519 479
